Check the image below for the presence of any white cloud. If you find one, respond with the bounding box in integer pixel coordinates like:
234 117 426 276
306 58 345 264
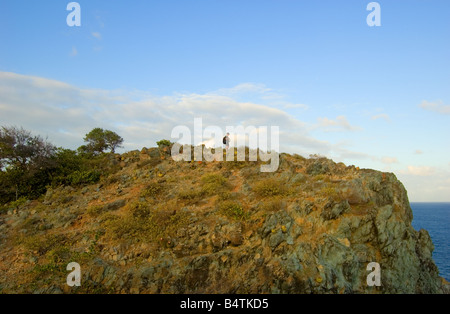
371 113 390 122
0 72 338 157
419 100 450 115
401 165 435 177
414 149 423 155
95 15 105 29
92 32 102 40
70 46 78 57
210 83 307 111
336 150 371 161
381 157 399 164
316 115 362 132
0 72 126 147
1 71 447 201
212 83 272 96
397 168 450 202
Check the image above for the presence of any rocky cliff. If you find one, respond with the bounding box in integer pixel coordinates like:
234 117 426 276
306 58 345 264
0 147 448 294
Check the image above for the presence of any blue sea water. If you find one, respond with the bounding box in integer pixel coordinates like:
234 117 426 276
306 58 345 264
410 202 450 282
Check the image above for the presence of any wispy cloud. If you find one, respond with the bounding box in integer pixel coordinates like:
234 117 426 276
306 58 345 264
414 149 423 155
401 165 436 177
92 32 102 40
212 83 272 95
397 168 450 202
419 100 450 115
336 149 371 161
371 113 390 122
70 46 78 57
0 72 340 157
316 115 362 132
95 15 105 29
381 157 399 164
210 83 307 111
2 71 449 201
0 71 409 169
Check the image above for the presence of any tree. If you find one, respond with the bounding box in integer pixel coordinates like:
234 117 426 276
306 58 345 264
83 128 123 154
104 130 124 153
0 126 56 202
0 126 55 169
156 139 172 148
50 148 101 187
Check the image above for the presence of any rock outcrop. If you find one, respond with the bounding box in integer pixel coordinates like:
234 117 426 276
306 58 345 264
0 149 448 294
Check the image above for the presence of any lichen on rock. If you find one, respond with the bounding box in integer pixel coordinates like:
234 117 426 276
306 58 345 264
0 149 448 294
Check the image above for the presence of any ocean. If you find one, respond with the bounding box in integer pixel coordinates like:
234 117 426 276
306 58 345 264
410 202 450 282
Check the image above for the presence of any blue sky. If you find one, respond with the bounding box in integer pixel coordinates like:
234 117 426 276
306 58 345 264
1 0 449 201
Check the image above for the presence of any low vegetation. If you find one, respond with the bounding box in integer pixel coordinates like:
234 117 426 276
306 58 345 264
252 178 288 197
217 200 249 220
0 126 123 204
103 201 190 244
5 125 429 294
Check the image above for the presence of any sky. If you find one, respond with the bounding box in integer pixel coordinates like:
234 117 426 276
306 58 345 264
0 0 449 202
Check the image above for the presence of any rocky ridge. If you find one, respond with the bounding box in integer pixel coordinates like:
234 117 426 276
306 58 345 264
0 147 448 294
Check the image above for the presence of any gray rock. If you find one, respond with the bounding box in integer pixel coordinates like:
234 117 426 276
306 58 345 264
340 179 369 205
291 173 306 184
241 183 252 193
296 201 314 216
306 160 330 175
269 229 285 249
321 200 350 220
105 199 126 211
148 148 160 159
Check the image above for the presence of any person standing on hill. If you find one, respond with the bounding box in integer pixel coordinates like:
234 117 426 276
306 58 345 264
223 133 230 150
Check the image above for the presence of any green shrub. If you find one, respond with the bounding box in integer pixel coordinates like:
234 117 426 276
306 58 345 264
20 234 68 256
320 185 340 201
253 178 286 197
31 242 94 284
258 197 285 212
201 173 226 185
7 196 28 209
201 173 228 196
67 170 101 186
156 140 172 148
86 205 104 217
104 204 189 243
293 154 306 161
140 182 162 199
131 201 151 218
104 173 121 185
218 200 248 220
178 188 204 204
218 191 232 201
18 215 47 235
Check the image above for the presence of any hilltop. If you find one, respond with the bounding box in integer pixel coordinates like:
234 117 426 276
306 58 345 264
0 146 448 294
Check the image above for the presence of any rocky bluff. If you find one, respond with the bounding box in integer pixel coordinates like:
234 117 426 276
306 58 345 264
0 148 448 294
